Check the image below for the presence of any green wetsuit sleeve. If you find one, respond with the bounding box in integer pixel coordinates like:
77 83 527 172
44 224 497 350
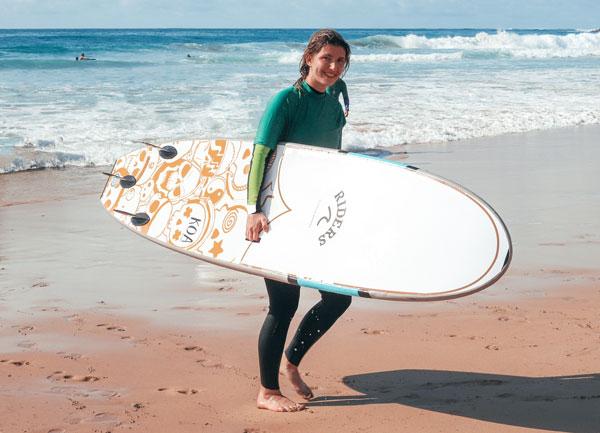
247 144 271 207
341 81 349 110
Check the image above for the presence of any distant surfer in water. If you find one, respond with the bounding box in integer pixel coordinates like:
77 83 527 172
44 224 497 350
326 78 349 117
76 52 95 61
246 29 351 412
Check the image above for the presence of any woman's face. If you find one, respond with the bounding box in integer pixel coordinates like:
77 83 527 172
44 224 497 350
305 44 347 93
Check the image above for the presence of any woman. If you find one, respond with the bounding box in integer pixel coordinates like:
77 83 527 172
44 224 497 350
246 29 352 412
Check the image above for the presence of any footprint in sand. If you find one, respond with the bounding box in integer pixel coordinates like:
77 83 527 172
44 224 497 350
50 386 120 399
90 412 123 426
17 341 36 348
39 306 66 313
171 306 209 312
64 412 122 427
96 323 127 332
63 314 85 324
56 352 82 360
0 359 30 366
361 328 388 335
12 325 34 335
123 336 149 344
157 387 199 395
47 370 101 382
183 345 205 352
196 360 232 369
566 347 594 357
218 277 239 283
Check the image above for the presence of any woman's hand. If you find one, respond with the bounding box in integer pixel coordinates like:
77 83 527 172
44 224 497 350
246 212 269 242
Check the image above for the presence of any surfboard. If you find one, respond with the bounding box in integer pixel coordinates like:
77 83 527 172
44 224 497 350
100 139 512 301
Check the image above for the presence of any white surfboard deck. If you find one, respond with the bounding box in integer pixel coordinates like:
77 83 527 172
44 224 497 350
100 139 512 301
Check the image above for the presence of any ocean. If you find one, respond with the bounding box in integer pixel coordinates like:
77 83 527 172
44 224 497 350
1 28 599 173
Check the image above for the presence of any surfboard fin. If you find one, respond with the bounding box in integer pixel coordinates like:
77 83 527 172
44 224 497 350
136 141 178 159
112 209 150 226
102 172 137 188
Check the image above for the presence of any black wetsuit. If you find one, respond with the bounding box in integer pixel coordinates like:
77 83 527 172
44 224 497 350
251 81 351 390
258 280 351 389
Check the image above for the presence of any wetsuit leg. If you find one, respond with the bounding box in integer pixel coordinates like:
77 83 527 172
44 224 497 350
285 290 352 366
258 278 300 390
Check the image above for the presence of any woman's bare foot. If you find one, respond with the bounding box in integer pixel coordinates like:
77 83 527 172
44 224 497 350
257 387 305 412
280 359 314 400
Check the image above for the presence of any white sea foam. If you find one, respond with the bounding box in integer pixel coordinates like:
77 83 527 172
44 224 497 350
355 31 600 59
2 29 600 173
0 86 260 173
275 50 303 64
342 67 600 151
352 52 463 62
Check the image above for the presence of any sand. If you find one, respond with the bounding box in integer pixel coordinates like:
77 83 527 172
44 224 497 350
1 125 599 433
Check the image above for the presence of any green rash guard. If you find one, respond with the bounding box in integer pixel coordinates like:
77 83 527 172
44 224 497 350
247 81 346 210
326 79 349 111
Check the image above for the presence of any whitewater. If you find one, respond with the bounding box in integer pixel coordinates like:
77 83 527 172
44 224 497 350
1 28 599 173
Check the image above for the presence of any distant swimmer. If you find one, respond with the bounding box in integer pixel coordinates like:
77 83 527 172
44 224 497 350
326 78 349 117
76 52 96 61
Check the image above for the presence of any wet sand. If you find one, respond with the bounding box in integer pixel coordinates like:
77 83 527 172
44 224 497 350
1 125 599 432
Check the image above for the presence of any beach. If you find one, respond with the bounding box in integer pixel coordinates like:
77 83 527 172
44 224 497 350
2 124 599 433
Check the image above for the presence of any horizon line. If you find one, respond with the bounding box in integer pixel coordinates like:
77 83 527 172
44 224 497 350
0 26 590 31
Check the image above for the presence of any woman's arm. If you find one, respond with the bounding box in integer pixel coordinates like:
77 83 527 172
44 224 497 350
246 89 292 241
246 144 271 242
341 82 349 115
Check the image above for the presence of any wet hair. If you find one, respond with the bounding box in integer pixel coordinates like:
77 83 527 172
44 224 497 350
294 29 351 92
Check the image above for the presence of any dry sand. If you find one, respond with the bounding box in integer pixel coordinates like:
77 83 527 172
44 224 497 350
1 125 599 433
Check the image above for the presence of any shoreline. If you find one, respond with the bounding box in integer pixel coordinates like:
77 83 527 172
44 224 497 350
1 124 600 432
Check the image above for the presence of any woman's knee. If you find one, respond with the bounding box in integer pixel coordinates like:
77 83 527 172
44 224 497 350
320 291 352 315
265 278 300 318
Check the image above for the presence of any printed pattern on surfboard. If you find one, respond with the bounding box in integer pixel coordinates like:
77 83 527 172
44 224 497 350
101 139 512 301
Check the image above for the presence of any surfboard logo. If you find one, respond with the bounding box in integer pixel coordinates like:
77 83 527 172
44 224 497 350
180 216 203 243
317 191 347 246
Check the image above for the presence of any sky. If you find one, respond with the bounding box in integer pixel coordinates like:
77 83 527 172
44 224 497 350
0 0 599 29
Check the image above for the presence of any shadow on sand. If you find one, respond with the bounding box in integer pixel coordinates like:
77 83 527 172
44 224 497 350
307 370 600 433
